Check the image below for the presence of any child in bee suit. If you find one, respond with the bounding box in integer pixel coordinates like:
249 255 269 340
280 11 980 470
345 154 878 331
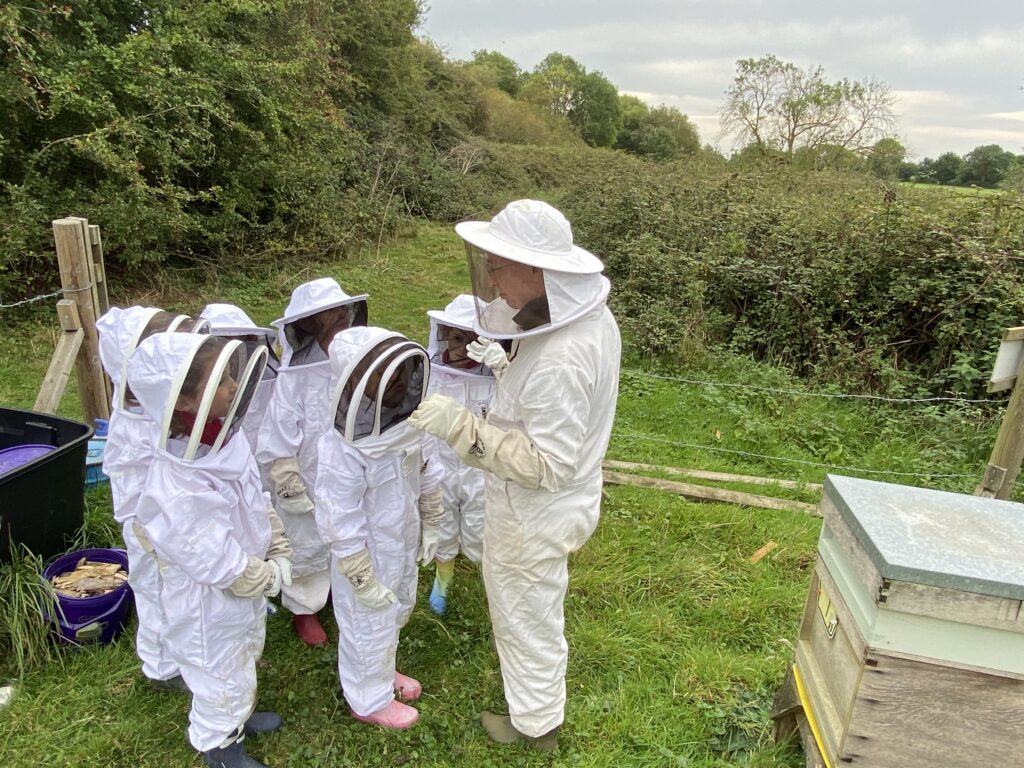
128 333 293 768
255 278 368 646
314 326 444 729
199 303 280 459
423 295 497 615
96 307 209 693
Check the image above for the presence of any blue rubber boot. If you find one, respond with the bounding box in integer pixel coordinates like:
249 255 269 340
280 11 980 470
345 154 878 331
428 578 447 615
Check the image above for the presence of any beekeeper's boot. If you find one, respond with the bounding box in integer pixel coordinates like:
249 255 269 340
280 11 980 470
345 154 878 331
149 674 189 694
243 711 283 737
202 739 267 768
429 558 455 615
480 711 559 752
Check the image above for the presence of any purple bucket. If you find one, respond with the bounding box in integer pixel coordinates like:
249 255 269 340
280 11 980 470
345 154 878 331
42 547 132 645
0 444 56 476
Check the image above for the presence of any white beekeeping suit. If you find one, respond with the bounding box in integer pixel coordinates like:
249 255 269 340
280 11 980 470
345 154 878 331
96 306 204 691
254 278 368 645
314 326 443 729
199 303 280 465
423 295 495 614
128 333 291 768
408 200 621 749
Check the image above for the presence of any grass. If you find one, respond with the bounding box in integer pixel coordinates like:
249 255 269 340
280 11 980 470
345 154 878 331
0 222 1004 766
898 181 1006 196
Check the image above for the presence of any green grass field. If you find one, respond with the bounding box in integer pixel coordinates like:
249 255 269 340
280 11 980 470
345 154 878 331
0 223 1003 767
898 181 1005 196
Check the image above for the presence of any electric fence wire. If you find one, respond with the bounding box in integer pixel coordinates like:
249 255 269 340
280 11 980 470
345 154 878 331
623 368 1003 405
612 431 979 480
0 284 95 310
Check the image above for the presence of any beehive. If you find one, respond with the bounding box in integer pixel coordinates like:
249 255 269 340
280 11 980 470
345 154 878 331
792 475 1024 767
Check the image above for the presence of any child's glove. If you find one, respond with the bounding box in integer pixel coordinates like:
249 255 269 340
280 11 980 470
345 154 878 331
269 457 315 515
229 557 282 599
417 488 444 565
467 337 509 379
263 559 283 598
272 556 293 588
336 549 397 609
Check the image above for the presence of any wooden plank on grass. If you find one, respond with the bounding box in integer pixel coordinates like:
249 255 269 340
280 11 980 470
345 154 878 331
603 460 823 492
34 329 84 414
602 470 820 516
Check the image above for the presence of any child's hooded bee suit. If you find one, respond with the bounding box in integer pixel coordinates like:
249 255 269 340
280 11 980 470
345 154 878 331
128 333 292 767
96 307 209 691
314 326 444 729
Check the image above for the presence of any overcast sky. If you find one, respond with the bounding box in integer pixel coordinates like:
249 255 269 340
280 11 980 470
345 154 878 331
418 0 1024 159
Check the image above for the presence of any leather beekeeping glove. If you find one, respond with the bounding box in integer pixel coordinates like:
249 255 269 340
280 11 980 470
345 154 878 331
336 548 397 609
229 557 283 599
268 457 315 515
408 394 467 443
417 487 443 565
410 395 551 491
467 337 509 379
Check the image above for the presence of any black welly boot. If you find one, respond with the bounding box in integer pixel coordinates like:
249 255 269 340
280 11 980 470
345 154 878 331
202 739 268 768
243 711 283 737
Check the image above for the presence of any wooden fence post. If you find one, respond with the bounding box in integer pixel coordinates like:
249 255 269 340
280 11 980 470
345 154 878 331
976 327 1024 499
52 218 110 424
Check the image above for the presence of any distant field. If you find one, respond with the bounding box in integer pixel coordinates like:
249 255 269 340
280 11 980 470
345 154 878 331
899 181 1004 196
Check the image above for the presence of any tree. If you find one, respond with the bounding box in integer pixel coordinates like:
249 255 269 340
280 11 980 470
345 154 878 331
720 54 897 162
615 96 700 160
958 144 1015 187
931 152 963 184
867 138 907 180
467 49 522 96
520 52 622 147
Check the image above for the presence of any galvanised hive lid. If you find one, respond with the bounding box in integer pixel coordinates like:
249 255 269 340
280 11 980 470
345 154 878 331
824 474 1024 600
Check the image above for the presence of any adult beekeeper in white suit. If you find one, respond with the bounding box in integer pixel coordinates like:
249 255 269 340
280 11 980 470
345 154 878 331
96 306 207 694
408 199 621 751
314 326 444 728
129 333 292 768
199 303 280 464
255 278 368 646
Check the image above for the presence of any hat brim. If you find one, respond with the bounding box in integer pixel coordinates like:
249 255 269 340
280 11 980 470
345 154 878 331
273 294 369 329
426 308 475 331
210 326 276 338
454 221 604 275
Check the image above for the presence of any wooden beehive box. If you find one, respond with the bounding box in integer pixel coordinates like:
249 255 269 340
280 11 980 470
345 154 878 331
793 475 1024 767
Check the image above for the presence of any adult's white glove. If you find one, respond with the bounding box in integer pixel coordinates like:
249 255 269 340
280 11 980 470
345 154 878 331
417 487 444 565
467 337 509 379
271 556 293 588
407 394 468 443
276 492 315 515
336 549 397 609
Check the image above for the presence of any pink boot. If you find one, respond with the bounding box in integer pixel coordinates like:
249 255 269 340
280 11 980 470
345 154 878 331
351 699 419 729
393 671 421 701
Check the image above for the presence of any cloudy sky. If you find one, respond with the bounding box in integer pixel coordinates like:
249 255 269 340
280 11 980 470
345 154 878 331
418 0 1024 159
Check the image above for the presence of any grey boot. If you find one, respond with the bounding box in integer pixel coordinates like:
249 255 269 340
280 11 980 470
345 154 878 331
148 674 190 694
202 740 268 768
243 711 283 737
480 710 559 752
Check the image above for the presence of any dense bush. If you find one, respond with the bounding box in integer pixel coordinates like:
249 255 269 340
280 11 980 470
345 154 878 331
0 0 488 295
559 154 1024 396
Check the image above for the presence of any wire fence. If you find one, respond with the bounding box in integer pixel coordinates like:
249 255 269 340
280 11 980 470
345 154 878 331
0 285 94 311
623 368 1003 405
612 431 979 481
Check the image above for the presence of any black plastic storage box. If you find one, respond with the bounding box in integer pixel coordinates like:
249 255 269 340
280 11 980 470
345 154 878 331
0 407 92 563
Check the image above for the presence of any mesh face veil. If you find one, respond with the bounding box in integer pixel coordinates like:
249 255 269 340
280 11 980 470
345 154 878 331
465 242 552 339
329 334 429 446
120 312 210 410
161 337 268 460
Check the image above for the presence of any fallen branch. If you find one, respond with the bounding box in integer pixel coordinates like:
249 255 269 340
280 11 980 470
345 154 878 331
602 470 821 517
603 460 823 492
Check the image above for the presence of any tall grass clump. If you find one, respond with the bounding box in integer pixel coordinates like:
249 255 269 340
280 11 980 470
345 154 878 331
0 545 63 679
